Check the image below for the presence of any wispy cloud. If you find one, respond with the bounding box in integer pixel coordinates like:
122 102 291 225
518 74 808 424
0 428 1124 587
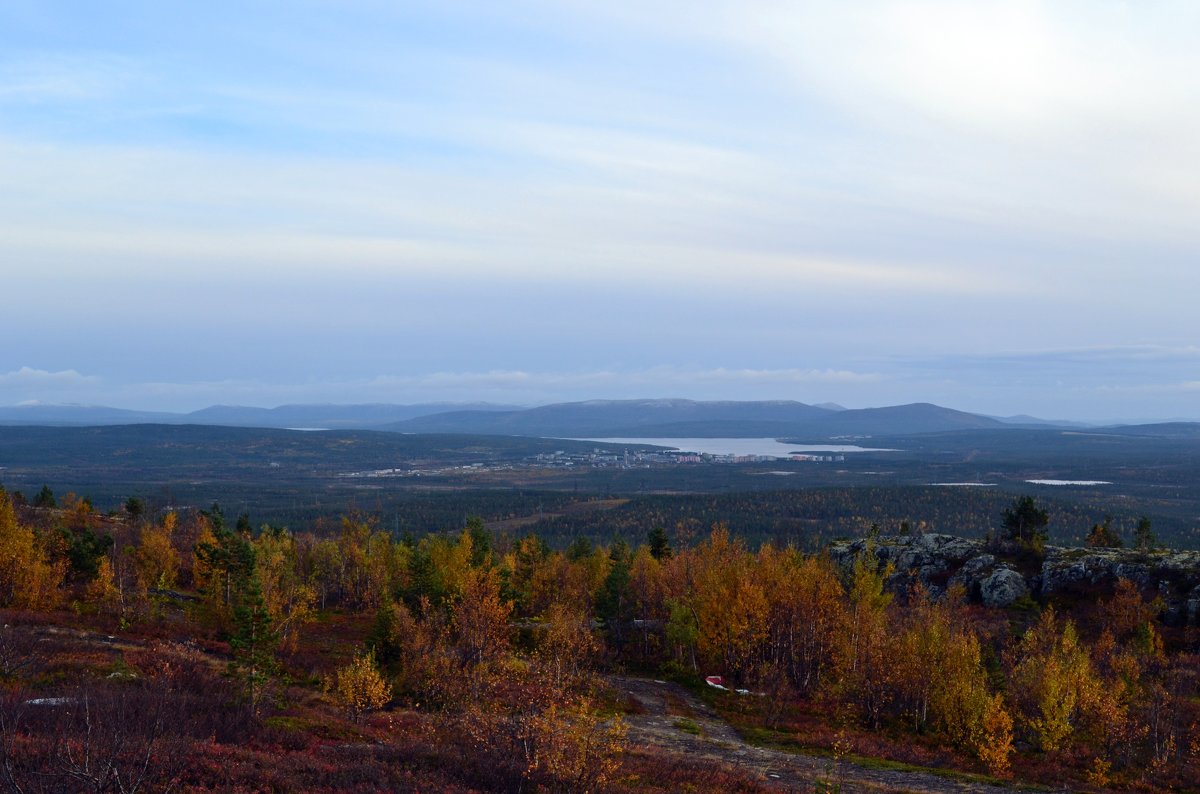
0 367 98 386
0 52 143 101
0 367 885 412
369 366 881 392
905 345 1200 372
0 133 1015 296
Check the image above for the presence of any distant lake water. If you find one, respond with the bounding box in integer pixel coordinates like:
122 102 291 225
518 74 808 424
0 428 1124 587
571 438 896 457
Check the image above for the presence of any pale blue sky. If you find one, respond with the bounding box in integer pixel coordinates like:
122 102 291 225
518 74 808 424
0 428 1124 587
2 1 1199 421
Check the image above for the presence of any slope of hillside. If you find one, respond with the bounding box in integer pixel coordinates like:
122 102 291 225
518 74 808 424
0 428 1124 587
0 404 178 425
389 399 1011 438
183 402 519 429
387 398 834 436
791 402 1007 438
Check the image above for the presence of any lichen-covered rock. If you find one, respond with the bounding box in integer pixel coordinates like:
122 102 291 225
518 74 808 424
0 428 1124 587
947 553 1000 599
980 567 1027 608
829 534 983 573
1038 548 1151 592
829 534 989 599
828 534 1200 623
1038 548 1200 599
958 554 996 576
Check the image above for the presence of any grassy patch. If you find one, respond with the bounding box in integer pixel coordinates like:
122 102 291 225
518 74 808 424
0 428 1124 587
262 714 366 743
594 683 643 717
672 717 702 736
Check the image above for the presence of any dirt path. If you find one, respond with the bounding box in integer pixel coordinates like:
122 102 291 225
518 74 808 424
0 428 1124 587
610 676 1041 794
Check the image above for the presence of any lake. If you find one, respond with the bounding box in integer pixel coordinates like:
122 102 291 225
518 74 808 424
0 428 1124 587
571 437 896 457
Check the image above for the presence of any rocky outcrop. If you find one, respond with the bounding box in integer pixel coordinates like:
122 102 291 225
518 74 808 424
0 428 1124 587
829 534 1200 623
1037 547 1155 591
829 534 985 598
1188 585 1200 625
979 568 1027 608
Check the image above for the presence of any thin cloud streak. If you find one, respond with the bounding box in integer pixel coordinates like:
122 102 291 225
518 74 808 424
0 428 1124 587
0 367 98 386
0 367 884 413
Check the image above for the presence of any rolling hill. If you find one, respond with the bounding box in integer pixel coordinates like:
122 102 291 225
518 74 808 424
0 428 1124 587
0 398 1108 438
387 399 1011 438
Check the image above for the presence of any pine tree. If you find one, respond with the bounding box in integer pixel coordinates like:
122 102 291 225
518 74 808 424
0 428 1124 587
647 526 672 560
1133 516 1157 550
466 515 492 567
228 570 278 715
1001 496 1050 550
595 540 631 651
32 485 56 508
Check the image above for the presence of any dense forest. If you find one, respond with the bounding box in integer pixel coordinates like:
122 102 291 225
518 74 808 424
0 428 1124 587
1 485 1197 792
520 486 1195 550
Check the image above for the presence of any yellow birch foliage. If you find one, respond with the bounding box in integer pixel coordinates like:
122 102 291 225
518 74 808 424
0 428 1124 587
628 545 667 657
577 547 612 603
0 490 63 609
690 526 769 679
926 624 1014 774
1089 629 1144 763
780 553 845 696
254 529 317 651
835 547 895 728
61 493 97 530
191 519 218 592
135 511 180 592
975 694 1015 777
453 567 512 670
336 518 373 608
536 600 599 690
526 696 627 794
1101 578 1159 641
628 545 664 618
84 555 121 612
305 537 342 609
524 550 563 615
333 648 392 723
1009 608 1102 752
428 531 476 600
526 551 599 616
894 584 952 733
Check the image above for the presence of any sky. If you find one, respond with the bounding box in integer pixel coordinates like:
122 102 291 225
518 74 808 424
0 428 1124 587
2 0 1199 422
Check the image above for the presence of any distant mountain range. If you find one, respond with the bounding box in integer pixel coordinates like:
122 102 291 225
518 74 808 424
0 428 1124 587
0 398 1088 438
0 402 519 429
384 399 1014 438
0 404 181 425
2 398 1195 439
387 399 832 436
181 402 520 428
